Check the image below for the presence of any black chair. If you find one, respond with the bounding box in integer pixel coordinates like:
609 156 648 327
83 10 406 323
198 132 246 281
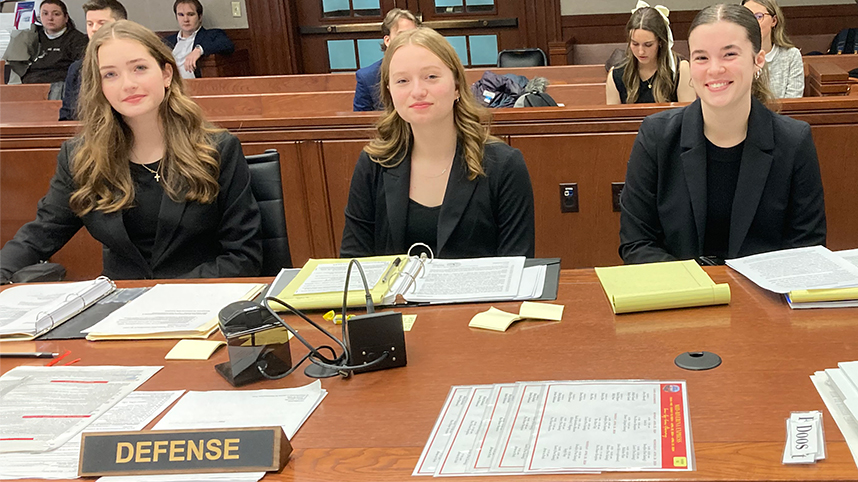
496 48 548 68
245 149 292 275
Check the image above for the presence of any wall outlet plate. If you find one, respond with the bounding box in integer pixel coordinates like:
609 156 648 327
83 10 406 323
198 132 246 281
232 1 241 17
559 183 578 213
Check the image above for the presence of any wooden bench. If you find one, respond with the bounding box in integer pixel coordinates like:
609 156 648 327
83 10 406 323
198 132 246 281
0 83 51 102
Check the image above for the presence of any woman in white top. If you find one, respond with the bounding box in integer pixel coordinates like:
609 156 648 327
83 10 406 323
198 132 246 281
742 0 804 98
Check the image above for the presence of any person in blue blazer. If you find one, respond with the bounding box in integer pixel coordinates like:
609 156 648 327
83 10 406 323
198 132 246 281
1 20 261 282
619 4 826 264
353 8 418 112
163 0 234 79
341 28 535 259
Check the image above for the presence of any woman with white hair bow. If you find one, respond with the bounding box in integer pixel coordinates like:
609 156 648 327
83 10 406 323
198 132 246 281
607 1 695 104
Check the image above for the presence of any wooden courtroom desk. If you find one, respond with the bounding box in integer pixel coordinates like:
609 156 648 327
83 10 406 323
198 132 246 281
2 267 858 481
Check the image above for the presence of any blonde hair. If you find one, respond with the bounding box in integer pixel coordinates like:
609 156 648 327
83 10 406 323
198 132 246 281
70 19 221 215
690 4 775 108
364 27 498 180
622 6 678 103
741 0 796 49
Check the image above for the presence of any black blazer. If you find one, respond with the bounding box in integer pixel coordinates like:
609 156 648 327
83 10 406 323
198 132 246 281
619 98 826 264
163 27 235 77
0 132 262 281
340 141 535 258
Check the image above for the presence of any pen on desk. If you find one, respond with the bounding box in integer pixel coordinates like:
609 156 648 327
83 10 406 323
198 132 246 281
381 257 402 283
0 352 59 358
62 358 81 366
46 350 71 366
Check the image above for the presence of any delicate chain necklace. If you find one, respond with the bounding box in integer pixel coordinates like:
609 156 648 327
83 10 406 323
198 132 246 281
416 160 454 179
135 159 161 182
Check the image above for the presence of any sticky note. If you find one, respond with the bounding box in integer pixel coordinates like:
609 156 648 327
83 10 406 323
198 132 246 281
519 301 564 321
165 339 226 360
403 314 416 331
469 307 521 332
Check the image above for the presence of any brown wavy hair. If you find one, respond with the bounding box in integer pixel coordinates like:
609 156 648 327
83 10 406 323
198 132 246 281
622 6 678 103
689 4 775 108
70 19 221 215
364 27 498 180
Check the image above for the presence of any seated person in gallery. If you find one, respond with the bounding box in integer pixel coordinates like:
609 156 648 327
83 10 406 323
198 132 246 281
163 0 234 79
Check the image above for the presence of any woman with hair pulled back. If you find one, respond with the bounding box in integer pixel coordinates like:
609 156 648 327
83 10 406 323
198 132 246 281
340 27 535 259
0 20 262 282
742 0 804 98
606 1 695 104
618 4 825 264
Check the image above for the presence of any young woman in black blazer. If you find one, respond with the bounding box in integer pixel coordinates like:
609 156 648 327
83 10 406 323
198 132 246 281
0 20 261 282
619 4 826 264
340 27 535 259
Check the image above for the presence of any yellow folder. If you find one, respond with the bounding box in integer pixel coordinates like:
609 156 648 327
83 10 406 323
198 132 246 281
595 260 731 314
788 287 858 303
270 255 406 311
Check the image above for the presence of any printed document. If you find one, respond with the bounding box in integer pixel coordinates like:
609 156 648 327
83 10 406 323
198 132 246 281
726 246 858 293
0 366 161 453
391 257 525 304
295 261 389 294
83 283 264 339
0 391 183 480
153 380 326 439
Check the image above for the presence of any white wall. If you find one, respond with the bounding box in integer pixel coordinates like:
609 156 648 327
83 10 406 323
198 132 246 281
61 0 248 33
561 0 855 15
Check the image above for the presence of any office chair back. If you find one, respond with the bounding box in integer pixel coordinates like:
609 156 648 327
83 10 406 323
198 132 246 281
245 149 292 274
497 48 548 68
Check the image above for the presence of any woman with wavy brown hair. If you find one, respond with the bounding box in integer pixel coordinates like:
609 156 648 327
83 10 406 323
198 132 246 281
0 20 261 282
340 27 534 259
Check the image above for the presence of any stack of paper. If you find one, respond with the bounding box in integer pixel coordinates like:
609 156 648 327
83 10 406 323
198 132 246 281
153 380 326 440
810 361 858 467
726 247 858 309
414 380 694 477
83 283 265 341
595 260 730 314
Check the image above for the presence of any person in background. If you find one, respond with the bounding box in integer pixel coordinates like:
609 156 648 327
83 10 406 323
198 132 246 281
353 8 419 112
21 0 88 99
742 0 804 98
341 28 535 259
59 0 127 121
607 1 694 104
618 4 825 264
163 0 234 79
0 20 261 282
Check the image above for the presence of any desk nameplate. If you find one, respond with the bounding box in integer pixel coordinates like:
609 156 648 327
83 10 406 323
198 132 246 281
78 426 291 477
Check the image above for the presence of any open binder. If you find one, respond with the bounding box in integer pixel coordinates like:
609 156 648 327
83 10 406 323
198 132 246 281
271 255 560 311
0 277 116 340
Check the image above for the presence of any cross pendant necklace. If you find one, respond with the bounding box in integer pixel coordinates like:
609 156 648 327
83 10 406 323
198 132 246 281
139 162 161 182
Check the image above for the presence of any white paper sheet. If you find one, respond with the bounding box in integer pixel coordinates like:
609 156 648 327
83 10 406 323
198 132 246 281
0 278 114 337
0 366 161 453
83 284 261 336
153 381 326 440
812 370 858 468
0 391 182 480
726 246 858 293
394 257 526 304
413 386 475 476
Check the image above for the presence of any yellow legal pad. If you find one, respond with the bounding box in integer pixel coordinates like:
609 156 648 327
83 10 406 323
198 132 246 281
788 287 858 303
595 260 731 314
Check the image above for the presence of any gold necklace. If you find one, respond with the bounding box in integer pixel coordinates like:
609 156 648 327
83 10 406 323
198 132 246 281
137 161 161 182
416 160 454 179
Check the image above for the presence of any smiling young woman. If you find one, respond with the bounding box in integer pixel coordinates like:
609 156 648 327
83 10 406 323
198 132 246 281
617 4 826 265
340 27 535 259
0 20 262 283
606 2 694 105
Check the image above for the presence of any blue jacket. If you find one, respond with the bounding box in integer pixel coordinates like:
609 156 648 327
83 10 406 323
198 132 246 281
163 27 234 77
353 59 382 111
58 58 82 121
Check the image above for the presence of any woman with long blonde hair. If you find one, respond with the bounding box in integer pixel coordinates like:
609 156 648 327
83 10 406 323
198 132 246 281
0 20 261 282
340 27 534 258
742 0 804 98
606 2 695 104
619 4 824 264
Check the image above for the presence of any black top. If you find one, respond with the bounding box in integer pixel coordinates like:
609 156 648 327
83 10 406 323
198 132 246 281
612 64 678 104
404 199 440 256
124 161 164 264
703 139 743 259
22 27 88 84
